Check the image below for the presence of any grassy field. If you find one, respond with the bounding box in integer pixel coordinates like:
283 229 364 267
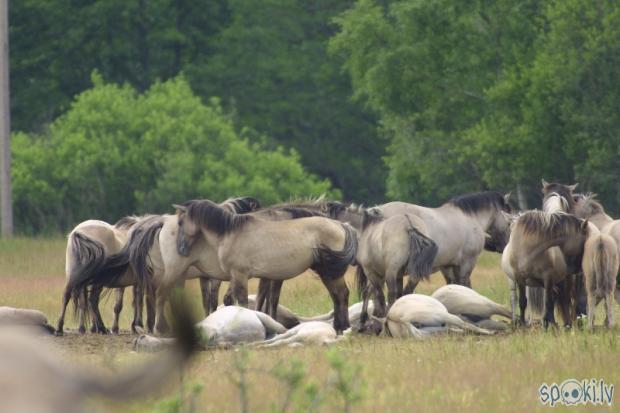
1 237 618 412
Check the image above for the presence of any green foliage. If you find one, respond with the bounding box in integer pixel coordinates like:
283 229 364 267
11 76 336 233
333 0 620 210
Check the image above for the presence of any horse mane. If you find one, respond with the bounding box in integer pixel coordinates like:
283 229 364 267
447 191 511 214
574 193 605 216
221 196 261 214
113 214 160 230
183 199 253 235
542 183 576 209
276 198 366 220
515 210 585 240
362 207 384 230
277 206 326 218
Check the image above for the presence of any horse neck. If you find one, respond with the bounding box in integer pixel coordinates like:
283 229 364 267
453 206 496 232
338 209 364 231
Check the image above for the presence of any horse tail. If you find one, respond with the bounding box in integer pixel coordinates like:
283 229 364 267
311 223 358 280
66 232 106 320
126 216 165 292
585 234 618 298
526 286 544 321
355 265 368 301
405 227 438 283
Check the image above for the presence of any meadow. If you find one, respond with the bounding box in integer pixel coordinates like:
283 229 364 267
1 237 618 412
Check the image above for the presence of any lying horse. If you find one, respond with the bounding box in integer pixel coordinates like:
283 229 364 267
256 321 344 348
197 306 287 346
431 285 511 331
373 294 493 338
0 307 55 334
175 199 357 334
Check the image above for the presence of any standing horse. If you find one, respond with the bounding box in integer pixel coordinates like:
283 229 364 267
502 211 589 328
56 216 151 335
377 191 513 288
175 199 357 334
546 190 619 328
275 200 438 324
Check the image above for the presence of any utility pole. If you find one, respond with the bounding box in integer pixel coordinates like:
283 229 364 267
0 0 12 236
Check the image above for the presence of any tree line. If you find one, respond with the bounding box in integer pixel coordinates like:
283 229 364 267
7 0 620 232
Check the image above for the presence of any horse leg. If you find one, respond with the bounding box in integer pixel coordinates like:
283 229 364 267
55 286 72 336
440 267 456 284
111 288 124 334
223 283 234 306
319 275 350 334
587 290 596 330
555 279 572 328
386 268 402 309
88 285 108 334
146 284 156 333
543 281 557 329
509 280 518 325
154 284 172 335
230 271 249 307
78 288 88 334
255 278 271 313
402 277 418 294
518 283 527 326
269 280 284 320
209 279 221 314
131 284 145 333
199 278 213 316
604 293 614 328
455 261 475 288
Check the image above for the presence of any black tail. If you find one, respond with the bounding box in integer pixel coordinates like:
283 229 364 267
355 265 368 300
66 232 106 320
311 223 358 280
406 227 438 282
126 216 165 292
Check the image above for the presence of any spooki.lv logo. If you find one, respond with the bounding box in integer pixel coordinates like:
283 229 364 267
539 379 614 407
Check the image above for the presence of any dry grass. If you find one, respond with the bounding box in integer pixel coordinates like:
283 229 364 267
1 237 619 412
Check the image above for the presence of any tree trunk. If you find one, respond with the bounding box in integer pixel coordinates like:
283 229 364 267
0 0 13 236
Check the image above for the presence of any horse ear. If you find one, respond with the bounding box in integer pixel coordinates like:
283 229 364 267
504 192 512 204
580 219 589 232
173 204 187 213
541 178 549 189
568 183 579 192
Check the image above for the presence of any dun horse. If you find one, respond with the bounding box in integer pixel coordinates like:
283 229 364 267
502 210 590 327
544 189 618 328
175 199 357 333
378 191 513 289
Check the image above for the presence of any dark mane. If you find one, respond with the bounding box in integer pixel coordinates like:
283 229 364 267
277 206 326 219
362 207 384 230
448 191 511 214
183 199 253 235
221 196 261 214
516 211 585 240
542 183 576 210
114 216 140 230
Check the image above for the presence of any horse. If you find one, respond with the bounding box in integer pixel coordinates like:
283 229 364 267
55 216 151 335
501 210 590 328
546 190 619 328
175 199 358 334
0 298 197 413
255 321 344 348
430 284 511 326
275 200 438 328
197 306 287 346
371 294 494 338
0 307 55 334
377 191 513 289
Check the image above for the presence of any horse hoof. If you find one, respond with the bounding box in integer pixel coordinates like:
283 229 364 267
54 330 64 337
78 326 86 334
111 327 120 334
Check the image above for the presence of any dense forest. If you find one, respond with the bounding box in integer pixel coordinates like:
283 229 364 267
7 0 620 232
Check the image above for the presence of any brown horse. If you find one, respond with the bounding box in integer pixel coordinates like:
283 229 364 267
175 199 357 334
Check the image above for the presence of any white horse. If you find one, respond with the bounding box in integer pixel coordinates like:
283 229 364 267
0 307 55 333
197 306 287 346
256 321 345 348
373 294 494 338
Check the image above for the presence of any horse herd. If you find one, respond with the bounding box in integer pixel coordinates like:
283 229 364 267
4 179 620 412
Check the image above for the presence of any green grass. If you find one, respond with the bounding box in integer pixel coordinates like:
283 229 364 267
1 238 619 412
